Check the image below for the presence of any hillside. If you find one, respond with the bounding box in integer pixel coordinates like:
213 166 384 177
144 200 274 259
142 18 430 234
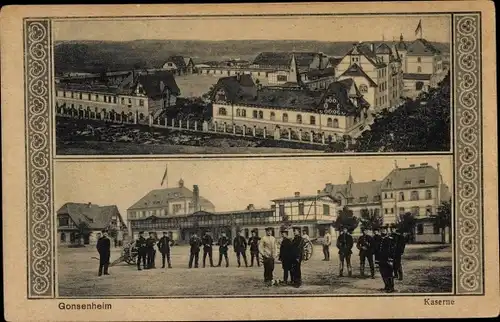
54 39 450 75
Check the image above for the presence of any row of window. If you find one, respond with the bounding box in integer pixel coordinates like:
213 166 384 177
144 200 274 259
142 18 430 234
376 95 388 106
219 108 343 128
379 81 388 92
57 91 146 107
383 189 433 201
202 69 264 77
128 205 187 219
278 204 332 216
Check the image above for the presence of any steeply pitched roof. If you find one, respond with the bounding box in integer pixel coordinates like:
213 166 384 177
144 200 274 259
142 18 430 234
121 70 180 97
323 180 382 204
328 57 343 68
381 165 441 190
375 43 393 55
214 75 256 102
253 52 318 68
406 38 441 56
166 55 187 69
57 203 126 230
128 186 215 211
403 73 432 80
345 44 386 68
339 63 378 87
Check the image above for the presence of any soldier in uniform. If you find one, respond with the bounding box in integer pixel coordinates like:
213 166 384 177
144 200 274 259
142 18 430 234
157 231 173 268
233 229 249 267
202 230 215 268
259 227 277 286
372 227 382 268
135 231 147 271
188 233 202 268
378 225 396 293
290 227 305 288
248 230 261 267
356 228 375 278
336 226 354 277
322 229 332 261
96 230 111 276
278 229 292 284
392 226 407 280
217 231 230 267
146 232 157 269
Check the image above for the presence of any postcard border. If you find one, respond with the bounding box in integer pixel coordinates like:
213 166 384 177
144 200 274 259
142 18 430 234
24 12 483 298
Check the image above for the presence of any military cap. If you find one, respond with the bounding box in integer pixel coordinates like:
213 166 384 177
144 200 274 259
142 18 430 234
280 229 289 234
139 231 144 234
265 227 274 231
163 231 168 234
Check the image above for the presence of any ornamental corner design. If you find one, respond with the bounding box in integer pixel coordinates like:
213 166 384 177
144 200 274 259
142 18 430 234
25 19 54 298
454 13 484 295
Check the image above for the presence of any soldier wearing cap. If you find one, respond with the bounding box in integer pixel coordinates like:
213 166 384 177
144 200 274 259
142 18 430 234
96 230 111 276
392 226 407 280
233 229 249 267
278 229 292 284
336 226 354 277
378 225 397 292
146 232 157 269
259 227 277 286
217 231 230 267
202 230 215 268
189 233 202 268
372 227 382 267
248 230 261 267
356 227 375 278
135 231 147 271
157 231 173 268
290 227 305 287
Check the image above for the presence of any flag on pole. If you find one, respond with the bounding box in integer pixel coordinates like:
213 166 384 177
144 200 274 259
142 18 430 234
161 164 168 187
415 19 423 38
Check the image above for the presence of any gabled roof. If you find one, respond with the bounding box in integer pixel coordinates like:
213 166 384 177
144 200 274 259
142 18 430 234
253 52 318 67
406 38 441 56
214 75 256 102
381 165 441 190
128 186 215 211
375 43 393 55
323 180 382 203
183 57 193 66
345 44 386 68
166 55 187 69
339 63 378 87
57 203 126 230
320 79 366 115
121 71 180 97
328 57 343 68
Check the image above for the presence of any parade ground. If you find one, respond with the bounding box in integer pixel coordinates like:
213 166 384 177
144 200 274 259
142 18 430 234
58 244 452 297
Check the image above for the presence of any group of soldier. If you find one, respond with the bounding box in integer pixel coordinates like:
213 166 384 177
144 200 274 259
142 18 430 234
331 224 408 293
96 223 407 292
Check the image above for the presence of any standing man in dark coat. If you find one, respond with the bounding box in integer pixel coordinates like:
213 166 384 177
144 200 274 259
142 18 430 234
372 227 382 268
157 231 173 268
290 227 305 288
378 225 397 293
188 233 202 268
278 229 292 284
135 231 147 271
248 230 261 267
202 230 215 268
96 230 111 276
217 231 230 267
356 228 375 278
392 227 407 280
233 229 249 267
146 232 157 269
336 226 354 277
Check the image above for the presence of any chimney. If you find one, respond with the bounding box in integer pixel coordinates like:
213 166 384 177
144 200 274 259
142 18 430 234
247 204 255 210
87 202 91 208
178 178 184 188
370 43 375 52
317 190 321 195
294 192 300 197
193 185 200 212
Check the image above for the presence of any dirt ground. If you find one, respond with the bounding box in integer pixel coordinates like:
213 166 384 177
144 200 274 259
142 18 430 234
58 244 452 297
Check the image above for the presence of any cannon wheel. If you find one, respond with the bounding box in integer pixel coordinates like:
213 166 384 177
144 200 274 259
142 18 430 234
302 240 314 261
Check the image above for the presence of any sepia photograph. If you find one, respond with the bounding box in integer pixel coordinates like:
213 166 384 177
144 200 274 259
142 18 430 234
55 157 453 297
53 15 451 155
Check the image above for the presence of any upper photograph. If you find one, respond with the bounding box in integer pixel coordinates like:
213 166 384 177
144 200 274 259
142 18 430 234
53 14 451 155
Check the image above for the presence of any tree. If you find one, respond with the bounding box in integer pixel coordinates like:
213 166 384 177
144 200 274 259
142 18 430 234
396 212 416 242
76 220 91 246
435 199 452 243
359 208 383 230
355 72 450 152
334 206 359 233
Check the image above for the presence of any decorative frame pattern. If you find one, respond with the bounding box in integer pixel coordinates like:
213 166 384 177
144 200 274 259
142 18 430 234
454 13 483 295
23 13 483 298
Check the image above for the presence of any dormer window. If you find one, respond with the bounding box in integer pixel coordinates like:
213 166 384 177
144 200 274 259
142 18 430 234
404 180 412 186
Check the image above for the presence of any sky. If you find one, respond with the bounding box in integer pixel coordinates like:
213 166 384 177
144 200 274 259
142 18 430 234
53 15 451 43
55 156 453 221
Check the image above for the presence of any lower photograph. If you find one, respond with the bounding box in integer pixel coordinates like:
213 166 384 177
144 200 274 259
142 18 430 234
54 156 453 297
